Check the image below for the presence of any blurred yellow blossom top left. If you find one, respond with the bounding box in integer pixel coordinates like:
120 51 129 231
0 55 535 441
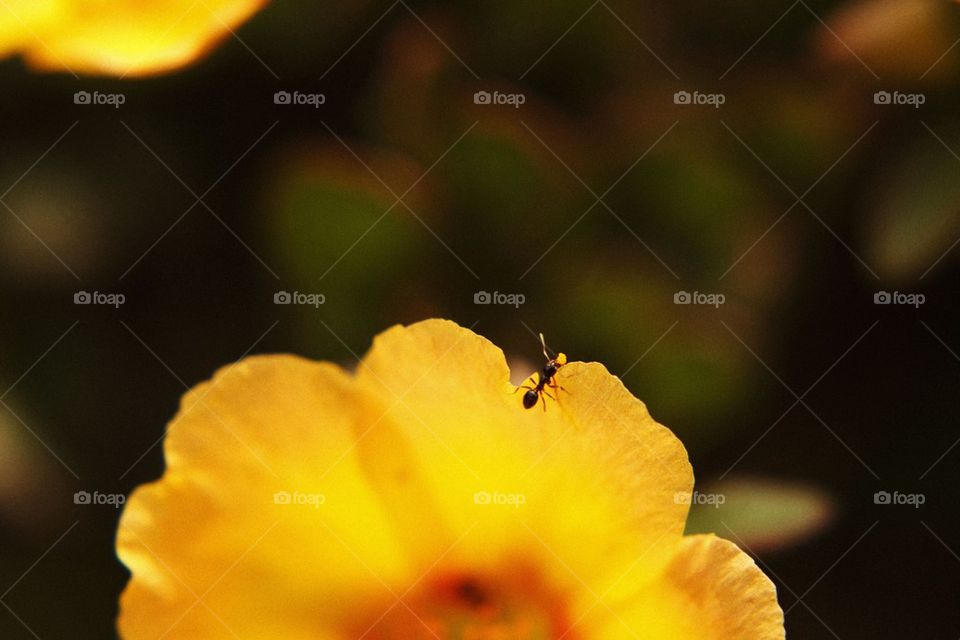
0 0 268 76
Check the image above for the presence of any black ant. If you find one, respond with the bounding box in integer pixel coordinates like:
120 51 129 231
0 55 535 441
516 333 567 410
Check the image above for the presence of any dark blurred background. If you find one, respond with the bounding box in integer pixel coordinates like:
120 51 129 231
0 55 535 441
1 0 959 637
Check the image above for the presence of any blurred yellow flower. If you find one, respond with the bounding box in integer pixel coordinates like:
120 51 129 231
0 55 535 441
116 319 784 638
0 0 267 76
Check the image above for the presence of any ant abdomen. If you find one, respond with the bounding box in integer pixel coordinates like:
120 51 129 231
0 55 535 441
522 389 540 409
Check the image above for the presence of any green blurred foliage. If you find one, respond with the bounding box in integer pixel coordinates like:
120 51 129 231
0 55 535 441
866 123 960 281
686 475 835 553
268 146 428 345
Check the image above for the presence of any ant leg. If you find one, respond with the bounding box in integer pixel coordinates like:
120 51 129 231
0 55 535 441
545 381 568 408
548 380 569 396
515 373 541 393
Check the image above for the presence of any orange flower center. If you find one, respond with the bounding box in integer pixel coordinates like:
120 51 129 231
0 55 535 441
348 565 579 640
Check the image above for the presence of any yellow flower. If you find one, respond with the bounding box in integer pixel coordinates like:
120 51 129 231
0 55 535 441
0 0 267 76
116 319 785 638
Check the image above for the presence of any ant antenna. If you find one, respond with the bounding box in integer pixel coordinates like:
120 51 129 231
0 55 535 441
539 332 551 360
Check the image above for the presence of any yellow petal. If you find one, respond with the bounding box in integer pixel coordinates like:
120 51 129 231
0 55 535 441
0 0 267 76
355 319 694 606
586 534 784 639
0 1 61 58
117 355 414 638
